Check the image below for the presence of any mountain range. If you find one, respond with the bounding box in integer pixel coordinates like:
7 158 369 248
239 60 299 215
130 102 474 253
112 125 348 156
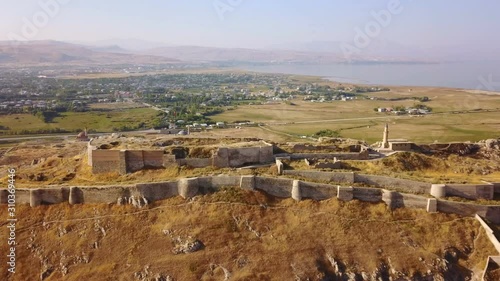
1 39 487 67
0 41 181 66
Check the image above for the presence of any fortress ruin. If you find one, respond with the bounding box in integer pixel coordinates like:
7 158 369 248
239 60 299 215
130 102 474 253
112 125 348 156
3 133 500 278
87 138 274 174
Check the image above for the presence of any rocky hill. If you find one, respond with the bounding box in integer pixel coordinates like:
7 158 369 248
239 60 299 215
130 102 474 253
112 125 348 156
0 41 179 66
0 190 495 280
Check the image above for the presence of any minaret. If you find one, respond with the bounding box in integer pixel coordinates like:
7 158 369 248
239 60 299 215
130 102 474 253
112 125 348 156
382 123 389 148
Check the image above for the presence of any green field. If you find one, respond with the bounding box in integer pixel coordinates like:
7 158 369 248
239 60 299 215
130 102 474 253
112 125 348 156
213 87 500 143
0 107 159 135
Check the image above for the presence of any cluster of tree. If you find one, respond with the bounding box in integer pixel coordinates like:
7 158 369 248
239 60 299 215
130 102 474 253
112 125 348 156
414 104 433 111
8 127 76 135
112 122 147 132
352 86 390 93
32 110 60 123
313 129 341 138
414 96 430 102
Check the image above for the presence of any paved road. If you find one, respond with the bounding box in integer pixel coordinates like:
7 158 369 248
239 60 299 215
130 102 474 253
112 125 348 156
267 115 411 125
0 130 159 142
0 134 76 142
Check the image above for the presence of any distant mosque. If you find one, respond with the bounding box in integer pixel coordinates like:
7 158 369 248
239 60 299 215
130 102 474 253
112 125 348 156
379 123 414 152
76 128 90 141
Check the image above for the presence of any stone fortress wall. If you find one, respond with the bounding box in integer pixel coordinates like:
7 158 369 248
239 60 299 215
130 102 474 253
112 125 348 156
283 170 499 200
40 140 500 224
2 175 500 224
476 214 500 279
88 140 274 174
2 172 499 278
15 135 500 277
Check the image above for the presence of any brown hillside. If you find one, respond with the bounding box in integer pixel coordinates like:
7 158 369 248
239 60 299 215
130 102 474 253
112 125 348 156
0 189 496 280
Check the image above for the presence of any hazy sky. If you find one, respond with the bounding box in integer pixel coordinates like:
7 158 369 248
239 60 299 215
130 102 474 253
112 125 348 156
1 0 499 51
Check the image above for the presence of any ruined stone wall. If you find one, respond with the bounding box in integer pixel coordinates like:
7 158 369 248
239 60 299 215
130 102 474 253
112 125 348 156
437 200 486 217
254 177 293 198
486 207 500 225
91 149 165 174
90 145 274 172
431 183 496 200
213 145 273 168
299 182 338 200
434 201 500 224
163 155 177 167
445 184 494 200
400 193 429 209
17 189 31 204
125 150 145 172
354 174 431 194
142 151 164 168
276 159 284 175
197 175 241 193
313 161 343 169
209 175 241 187
494 183 500 194
483 256 500 281
37 188 69 205
159 129 182 134
71 185 135 204
91 150 124 174
228 147 262 167
134 182 178 202
0 189 30 204
178 158 212 168
283 170 355 183
389 142 413 151
2 176 499 224
259 145 274 163
213 148 229 167
353 187 382 202
292 144 338 152
87 141 96 166
290 152 368 160
476 215 500 253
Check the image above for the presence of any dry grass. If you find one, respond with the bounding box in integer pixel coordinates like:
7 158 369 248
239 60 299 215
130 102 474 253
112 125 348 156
2 137 500 188
0 191 496 280
213 86 500 143
0 107 159 135
345 152 500 184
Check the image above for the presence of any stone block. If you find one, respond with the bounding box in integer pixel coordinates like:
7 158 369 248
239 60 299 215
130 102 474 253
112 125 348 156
240 175 255 190
292 180 301 201
178 178 200 199
69 186 83 204
427 198 438 213
30 189 42 207
430 184 447 198
276 159 284 175
337 186 353 201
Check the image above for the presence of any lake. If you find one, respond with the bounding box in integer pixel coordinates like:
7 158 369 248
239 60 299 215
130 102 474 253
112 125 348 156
240 61 500 90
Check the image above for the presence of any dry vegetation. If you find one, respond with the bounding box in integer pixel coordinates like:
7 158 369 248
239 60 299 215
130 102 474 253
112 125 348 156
0 137 278 187
1 133 500 279
2 134 500 188
0 190 496 280
0 107 159 135
213 85 500 143
344 152 500 184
